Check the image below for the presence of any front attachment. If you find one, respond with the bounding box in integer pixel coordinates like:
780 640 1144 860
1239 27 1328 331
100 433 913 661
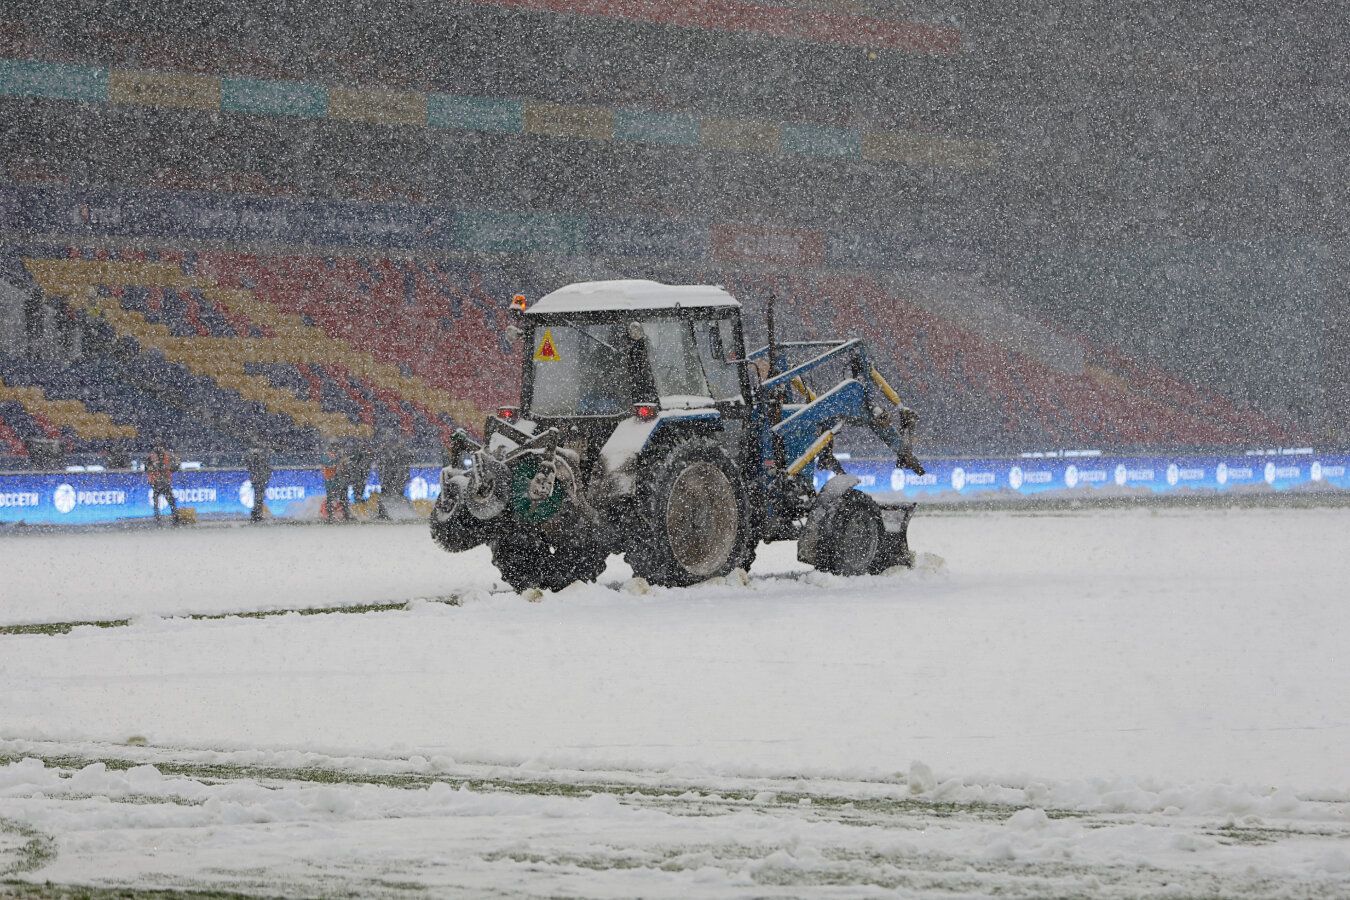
429 448 510 552
799 475 915 574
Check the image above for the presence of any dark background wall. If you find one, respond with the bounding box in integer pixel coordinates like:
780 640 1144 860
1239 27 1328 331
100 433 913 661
2 0 1345 442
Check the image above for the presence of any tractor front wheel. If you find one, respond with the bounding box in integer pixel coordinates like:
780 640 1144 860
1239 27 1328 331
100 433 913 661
624 435 756 586
811 490 902 576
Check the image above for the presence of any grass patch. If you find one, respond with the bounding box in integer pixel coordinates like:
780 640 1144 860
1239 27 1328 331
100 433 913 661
0 819 56 877
0 883 277 899
0 619 129 636
0 748 1057 833
1208 823 1341 846
0 598 466 637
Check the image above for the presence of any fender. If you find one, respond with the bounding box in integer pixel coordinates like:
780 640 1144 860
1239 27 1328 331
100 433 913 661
598 409 722 496
796 473 861 566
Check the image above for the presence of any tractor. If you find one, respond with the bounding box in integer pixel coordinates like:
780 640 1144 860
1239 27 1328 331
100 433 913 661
430 279 926 591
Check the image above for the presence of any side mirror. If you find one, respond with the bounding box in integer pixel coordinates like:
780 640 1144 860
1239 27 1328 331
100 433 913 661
504 325 523 342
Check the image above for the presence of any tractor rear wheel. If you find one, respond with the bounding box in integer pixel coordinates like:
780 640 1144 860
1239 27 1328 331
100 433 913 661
624 435 756 586
491 530 608 593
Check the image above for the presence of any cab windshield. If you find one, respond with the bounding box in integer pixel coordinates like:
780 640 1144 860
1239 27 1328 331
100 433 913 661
528 322 633 417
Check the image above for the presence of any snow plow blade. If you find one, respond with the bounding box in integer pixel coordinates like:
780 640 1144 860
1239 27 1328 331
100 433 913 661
877 501 916 568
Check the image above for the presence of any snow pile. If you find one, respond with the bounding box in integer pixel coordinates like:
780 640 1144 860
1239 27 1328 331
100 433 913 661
3 754 1348 897
0 523 503 624
901 760 1346 823
4 510 1350 793
2 507 1349 894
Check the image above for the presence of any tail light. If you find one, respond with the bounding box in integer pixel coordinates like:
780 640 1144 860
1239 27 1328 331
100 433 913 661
510 294 528 312
496 406 519 422
633 403 659 421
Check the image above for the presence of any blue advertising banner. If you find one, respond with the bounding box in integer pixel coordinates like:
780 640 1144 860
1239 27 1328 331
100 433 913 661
0 185 454 251
0 466 445 526
589 216 709 260
0 183 941 272
3 454 1346 527
813 452 1350 501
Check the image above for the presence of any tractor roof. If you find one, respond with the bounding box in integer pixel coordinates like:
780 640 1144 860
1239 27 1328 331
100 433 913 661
527 280 740 316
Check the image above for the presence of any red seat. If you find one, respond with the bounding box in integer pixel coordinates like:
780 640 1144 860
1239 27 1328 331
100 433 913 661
0 416 26 456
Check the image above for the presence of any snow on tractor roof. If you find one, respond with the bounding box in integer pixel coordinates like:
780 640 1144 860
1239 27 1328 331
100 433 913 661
527 279 740 315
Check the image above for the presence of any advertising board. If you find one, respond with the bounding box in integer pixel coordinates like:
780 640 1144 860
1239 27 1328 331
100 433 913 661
3 452 1347 527
711 222 826 267
0 467 444 526
816 453 1350 501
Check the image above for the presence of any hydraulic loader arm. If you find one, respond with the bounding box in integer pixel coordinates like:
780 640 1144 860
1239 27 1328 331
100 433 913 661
757 340 925 478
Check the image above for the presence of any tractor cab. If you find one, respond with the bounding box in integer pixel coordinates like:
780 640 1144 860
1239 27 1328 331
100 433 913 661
518 280 751 423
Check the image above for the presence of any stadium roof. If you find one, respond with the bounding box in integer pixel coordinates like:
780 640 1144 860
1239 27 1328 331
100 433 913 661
459 0 960 52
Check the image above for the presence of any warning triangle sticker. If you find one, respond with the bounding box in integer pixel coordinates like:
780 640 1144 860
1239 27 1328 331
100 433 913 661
534 329 562 362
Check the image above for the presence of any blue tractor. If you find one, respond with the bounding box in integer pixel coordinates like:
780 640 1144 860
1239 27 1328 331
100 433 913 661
431 280 926 591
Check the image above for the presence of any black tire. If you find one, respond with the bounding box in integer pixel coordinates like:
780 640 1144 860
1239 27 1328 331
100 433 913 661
491 529 609 593
429 503 492 553
814 490 889 576
624 434 757 587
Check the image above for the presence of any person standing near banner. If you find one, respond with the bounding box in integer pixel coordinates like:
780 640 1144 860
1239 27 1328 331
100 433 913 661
343 440 372 516
245 446 272 523
375 434 413 520
322 442 349 522
145 444 180 525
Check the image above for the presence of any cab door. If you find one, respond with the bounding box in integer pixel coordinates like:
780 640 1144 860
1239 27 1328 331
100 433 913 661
695 315 750 408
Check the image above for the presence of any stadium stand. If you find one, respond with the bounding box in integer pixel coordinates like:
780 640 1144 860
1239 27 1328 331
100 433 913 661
0 410 26 456
0 3 1335 464
13 253 483 453
0 240 1299 461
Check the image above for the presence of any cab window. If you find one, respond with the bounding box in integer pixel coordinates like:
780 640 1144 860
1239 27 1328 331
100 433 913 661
696 318 743 402
528 323 632 416
643 318 710 400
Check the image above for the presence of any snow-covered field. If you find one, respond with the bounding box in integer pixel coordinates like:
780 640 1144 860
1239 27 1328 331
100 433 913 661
2 506 1349 896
